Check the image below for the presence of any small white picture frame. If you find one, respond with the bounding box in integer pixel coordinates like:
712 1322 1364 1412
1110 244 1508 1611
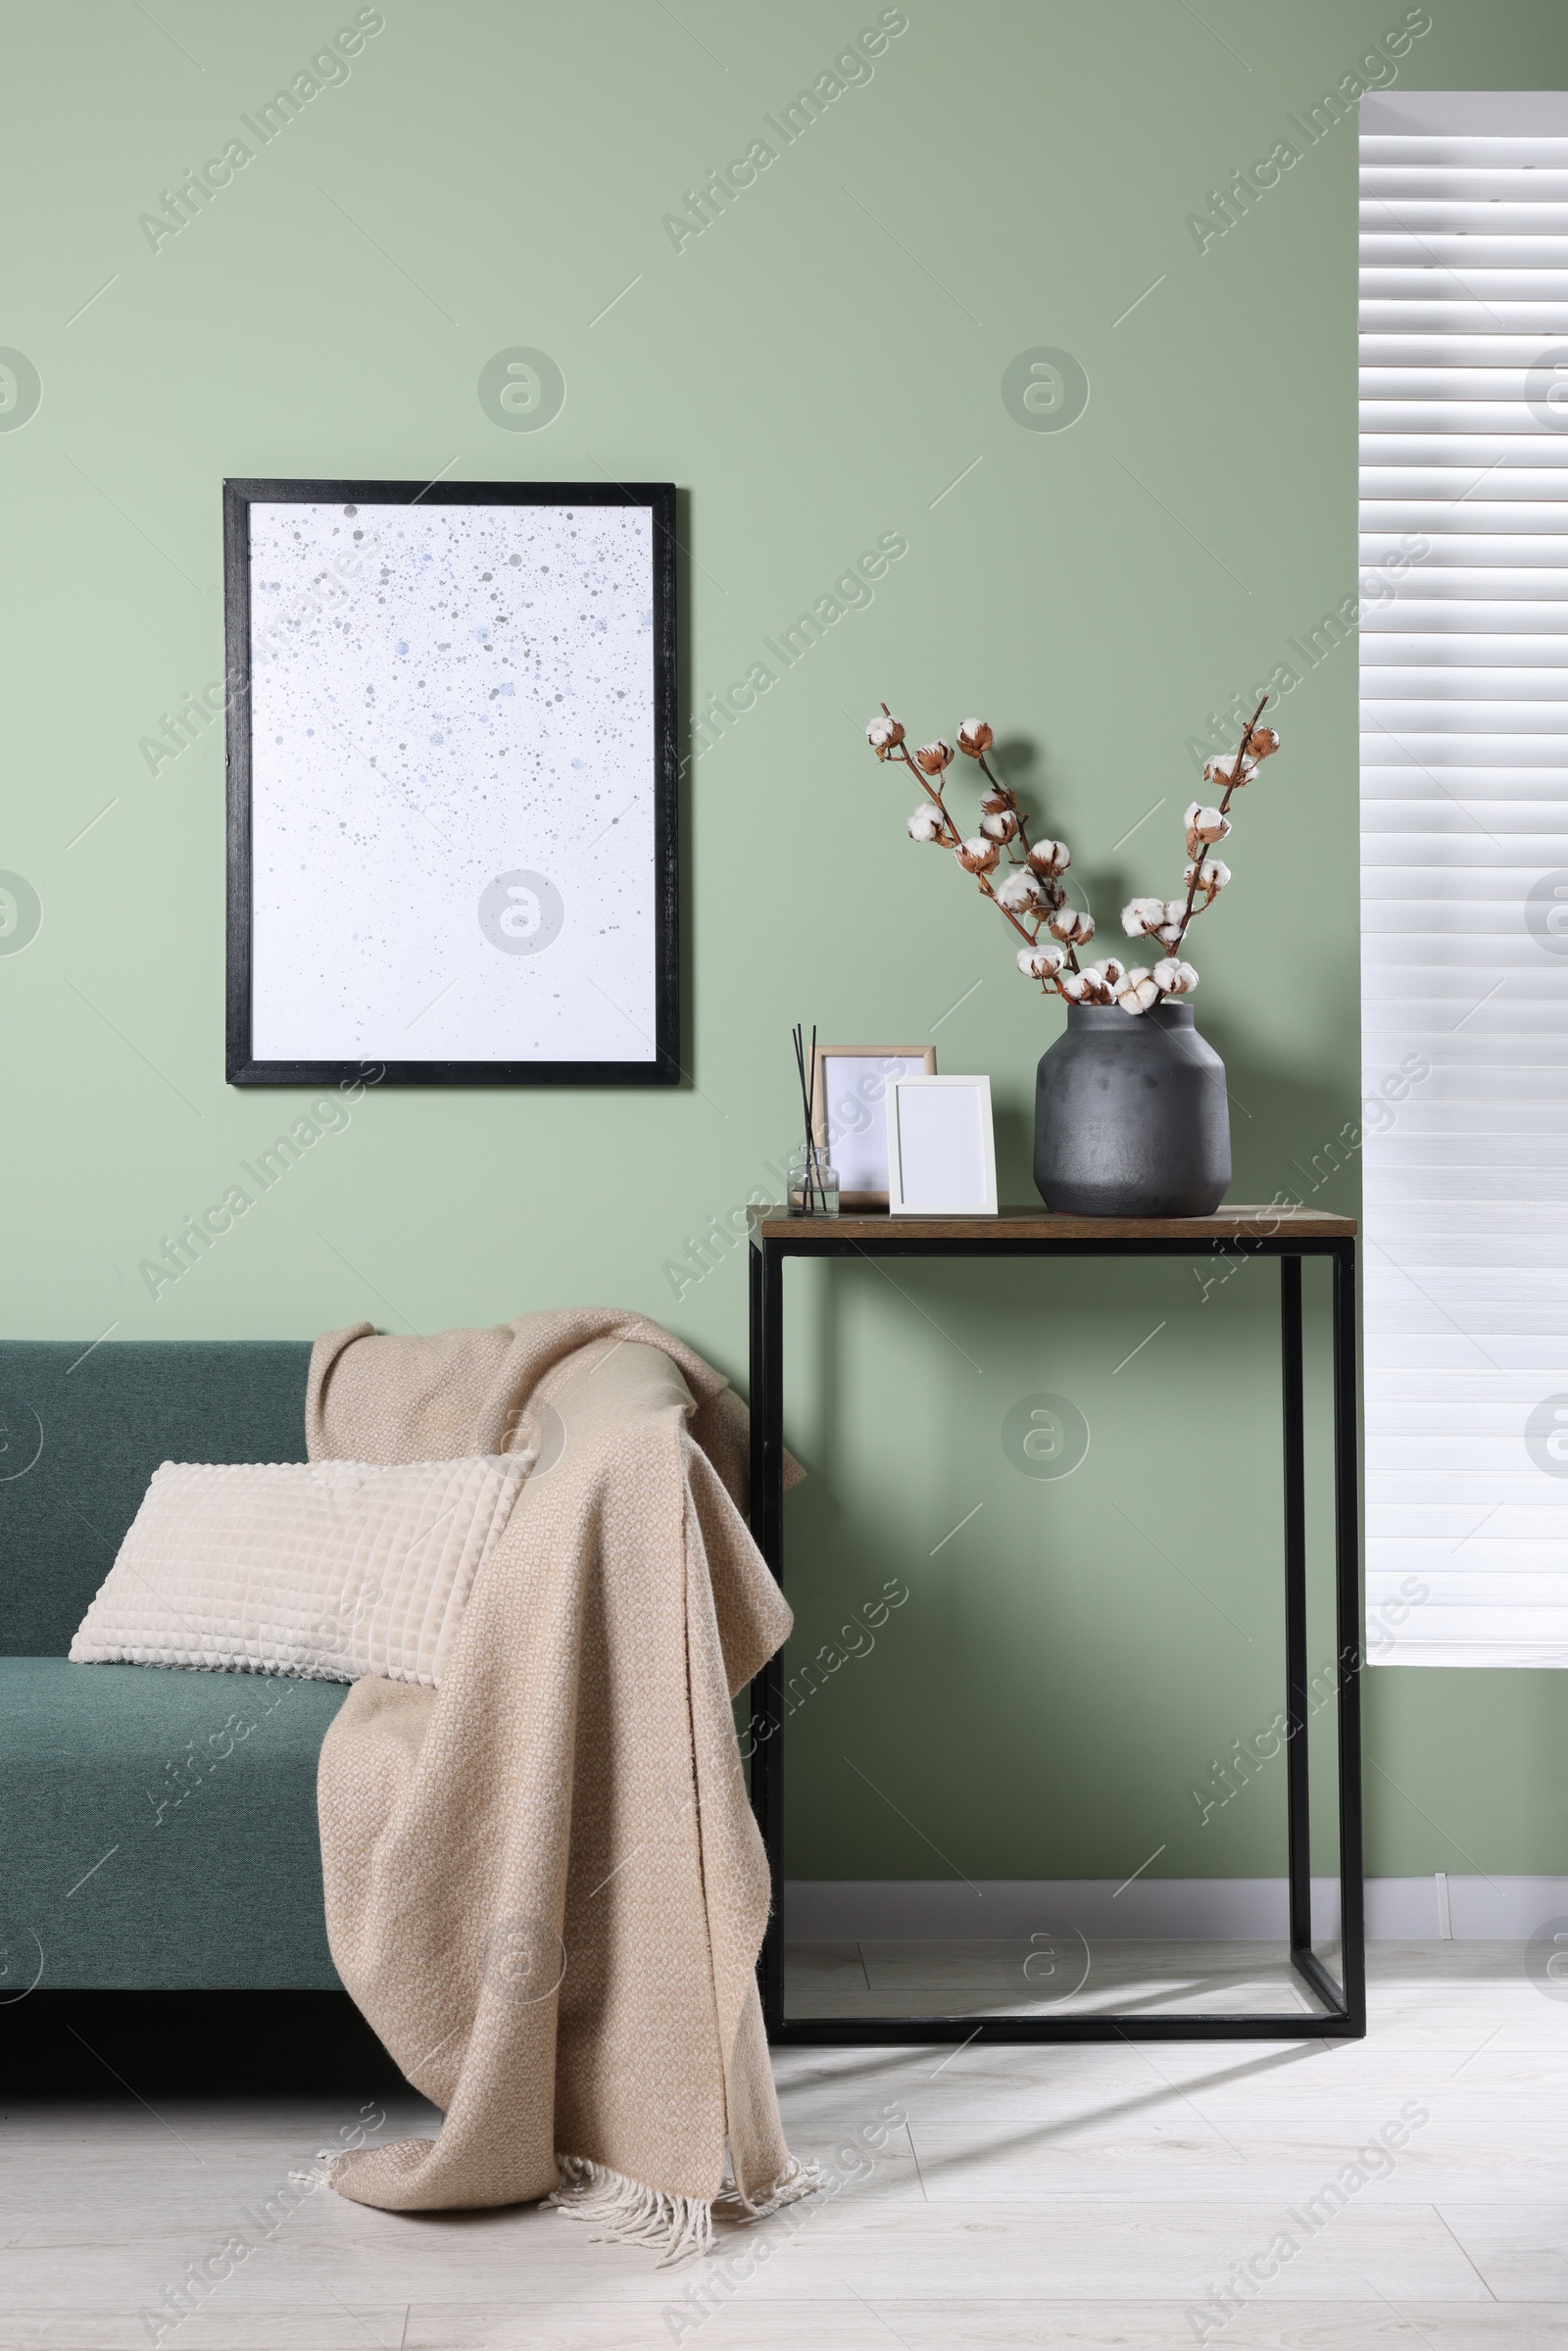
810 1044 937 1209
885 1075 998 1217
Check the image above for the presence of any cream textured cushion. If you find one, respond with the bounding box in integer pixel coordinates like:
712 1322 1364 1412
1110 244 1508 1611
69 1456 528 1687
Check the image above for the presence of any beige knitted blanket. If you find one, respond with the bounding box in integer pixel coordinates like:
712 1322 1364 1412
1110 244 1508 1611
306 1308 813 2256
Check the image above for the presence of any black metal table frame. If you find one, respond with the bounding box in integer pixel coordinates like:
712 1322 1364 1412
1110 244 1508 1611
746 1225 1366 2044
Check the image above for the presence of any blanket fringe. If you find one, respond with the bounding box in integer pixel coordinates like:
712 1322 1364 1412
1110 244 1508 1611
717 2154 824 2221
286 2159 339 2189
549 2156 713 2265
549 2152 824 2265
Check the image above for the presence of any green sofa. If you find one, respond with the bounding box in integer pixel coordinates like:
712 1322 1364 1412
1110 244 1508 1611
0 1341 350 1990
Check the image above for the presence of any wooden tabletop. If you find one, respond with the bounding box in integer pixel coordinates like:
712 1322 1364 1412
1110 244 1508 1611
752 1204 1355 1241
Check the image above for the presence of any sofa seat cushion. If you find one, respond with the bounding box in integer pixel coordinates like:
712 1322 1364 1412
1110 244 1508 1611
0 1658 348 1990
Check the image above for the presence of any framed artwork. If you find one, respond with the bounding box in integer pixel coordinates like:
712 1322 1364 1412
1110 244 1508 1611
222 478 677 1086
810 1045 936 1209
886 1074 998 1217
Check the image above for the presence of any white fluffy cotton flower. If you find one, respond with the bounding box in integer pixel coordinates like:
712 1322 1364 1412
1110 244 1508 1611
867 713 906 758
1017 942 1065 980
1048 906 1095 946
956 835 1000 874
1121 896 1166 939
996 865 1057 913
1153 958 1200 995
957 718 995 756
1115 966 1161 1015
906 805 946 843
1202 751 1258 789
980 807 1020 843
1184 802 1233 845
1057 969 1089 1002
1185 857 1231 898
1074 958 1125 1005
1027 839 1071 879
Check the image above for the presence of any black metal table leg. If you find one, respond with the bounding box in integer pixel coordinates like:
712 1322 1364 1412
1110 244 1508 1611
1334 1239 1368 2033
1280 1255 1312 1970
749 1234 763 1550
750 1237 787 2033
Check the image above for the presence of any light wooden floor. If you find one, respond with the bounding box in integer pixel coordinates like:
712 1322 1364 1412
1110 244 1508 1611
785 1935 1334 2018
2 1942 1566 2349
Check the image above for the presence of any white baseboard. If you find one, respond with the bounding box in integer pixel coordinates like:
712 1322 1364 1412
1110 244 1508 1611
786 1876 1568 1942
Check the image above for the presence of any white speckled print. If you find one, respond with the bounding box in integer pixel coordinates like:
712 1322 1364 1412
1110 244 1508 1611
247 500 658 1062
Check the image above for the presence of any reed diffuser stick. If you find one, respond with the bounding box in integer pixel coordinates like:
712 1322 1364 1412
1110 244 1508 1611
792 1022 818 1211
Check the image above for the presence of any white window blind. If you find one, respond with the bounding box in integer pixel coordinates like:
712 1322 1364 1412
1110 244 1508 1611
1361 89 1568 1667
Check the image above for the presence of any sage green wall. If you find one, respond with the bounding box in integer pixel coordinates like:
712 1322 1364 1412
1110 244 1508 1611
3 1 1566 1877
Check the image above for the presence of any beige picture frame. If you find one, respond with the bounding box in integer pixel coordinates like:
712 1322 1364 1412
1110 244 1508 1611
810 1044 938 1209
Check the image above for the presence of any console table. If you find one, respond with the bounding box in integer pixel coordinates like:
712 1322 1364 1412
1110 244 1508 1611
746 1204 1364 2044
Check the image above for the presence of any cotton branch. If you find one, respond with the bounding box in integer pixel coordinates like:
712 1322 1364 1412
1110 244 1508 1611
869 697 1279 1016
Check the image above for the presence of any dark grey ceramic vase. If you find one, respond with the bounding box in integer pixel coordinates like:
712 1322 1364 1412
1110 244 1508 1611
1033 1002 1231 1217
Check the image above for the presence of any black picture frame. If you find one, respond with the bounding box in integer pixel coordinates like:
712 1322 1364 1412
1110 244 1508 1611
222 478 679 1087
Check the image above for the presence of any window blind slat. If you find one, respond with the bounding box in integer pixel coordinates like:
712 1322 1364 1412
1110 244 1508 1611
1360 269 1568 296
1364 604 1568 626
1363 176 1568 196
1360 436 1568 465
1363 473 1568 500
1366 576 1568 599
1361 305 1568 327
1365 642 1568 663
1362 405 1568 433
1359 236 1568 264
1364 668 1568 693
1362 506 1568 533
1361 135 1568 165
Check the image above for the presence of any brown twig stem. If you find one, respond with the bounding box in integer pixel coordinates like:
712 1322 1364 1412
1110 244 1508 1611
974 749 1033 865
1173 693 1268 950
